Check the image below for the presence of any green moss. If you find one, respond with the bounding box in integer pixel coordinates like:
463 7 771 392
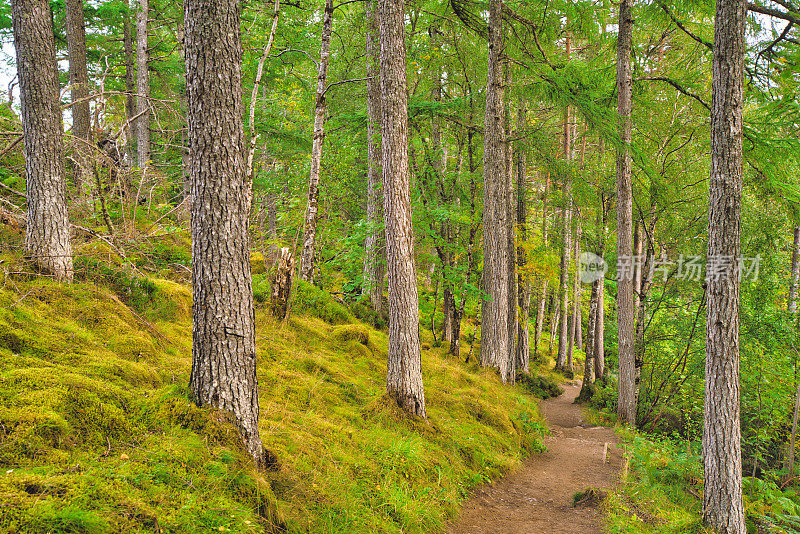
0 273 544 534
292 280 354 324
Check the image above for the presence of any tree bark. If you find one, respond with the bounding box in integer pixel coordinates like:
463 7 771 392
515 106 530 374
66 0 90 143
567 214 582 372
299 0 334 283
615 0 637 426
702 0 747 529
12 0 74 282
185 0 264 464
379 0 426 417
556 105 573 372
271 247 294 319
595 273 606 380
790 225 800 315
362 0 385 316
136 0 150 168
123 7 136 166
480 0 514 384
534 173 550 359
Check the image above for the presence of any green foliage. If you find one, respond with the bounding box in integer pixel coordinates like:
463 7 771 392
607 434 800 534
292 280 354 325
515 373 564 400
0 272 545 533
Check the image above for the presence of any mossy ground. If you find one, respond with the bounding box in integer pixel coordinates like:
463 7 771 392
0 250 547 533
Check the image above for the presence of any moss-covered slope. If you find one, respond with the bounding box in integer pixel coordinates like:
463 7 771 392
0 268 545 533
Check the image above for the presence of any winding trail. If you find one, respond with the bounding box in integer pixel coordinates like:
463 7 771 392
447 382 623 534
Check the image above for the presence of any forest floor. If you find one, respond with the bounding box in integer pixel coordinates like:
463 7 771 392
447 381 624 534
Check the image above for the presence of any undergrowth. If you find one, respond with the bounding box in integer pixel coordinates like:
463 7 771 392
0 250 547 533
606 433 800 534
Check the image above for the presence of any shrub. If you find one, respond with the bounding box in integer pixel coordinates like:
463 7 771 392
516 373 564 399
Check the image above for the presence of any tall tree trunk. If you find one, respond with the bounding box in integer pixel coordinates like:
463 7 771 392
451 121 479 359
515 106 530 374
480 0 514 384
12 0 74 282
595 201 608 380
362 0 385 316
185 0 263 464
567 214 582 372
556 105 573 372
66 0 90 143
299 0 334 283
123 7 136 166
534 173 550 358
136 0 150 168
702 0 747 529
615 0 636 426
790 225 800 315
595 270 606 380
379 0 426 417
505 66 517 380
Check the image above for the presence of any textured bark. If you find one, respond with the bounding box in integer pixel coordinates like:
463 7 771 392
299 0 334 283
12 0 74 282
567 216 582 372
136 0 150 168
534 173 550 358
790 225 800 315
123 8 136 165
515 106 530 374
556 106 573 372
66 0 90 143
362 0 385 316
271 247 294 319
615 0 636 426
480 0 514 384
379 0 426 418
584 279 598 383
595 277 606 380
185 0 263 464
702 0 747 529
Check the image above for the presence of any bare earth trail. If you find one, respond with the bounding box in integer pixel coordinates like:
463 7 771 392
447 382 623 534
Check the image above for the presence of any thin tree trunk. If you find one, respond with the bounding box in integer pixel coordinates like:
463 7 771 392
556 104 573 371
379 0 426 417
12 0 74 282
363 0 385 316
790 225 800 315
480 0 513 384
299 0 334 283
702 0 747 528
123 7 136 165
784 381 800 484
615 0 636 426
515 106 530 374
136 0 149 168
534 173 550 358
568 214 582 372
185 0 263 463
595 201 608 381
246 0 280 189
505 66 517 381
66 0 90 143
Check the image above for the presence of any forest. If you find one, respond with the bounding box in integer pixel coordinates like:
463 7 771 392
1 0 800 532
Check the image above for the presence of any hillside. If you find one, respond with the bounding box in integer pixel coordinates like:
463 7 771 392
0 250 546 533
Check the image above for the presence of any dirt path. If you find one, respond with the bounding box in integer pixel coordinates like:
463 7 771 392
446 382 623 534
